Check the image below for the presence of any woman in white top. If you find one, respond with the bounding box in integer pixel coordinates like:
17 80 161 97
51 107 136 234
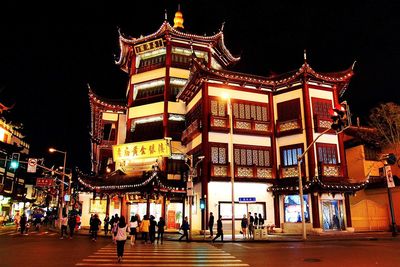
115 216 129 263
129 215 138 246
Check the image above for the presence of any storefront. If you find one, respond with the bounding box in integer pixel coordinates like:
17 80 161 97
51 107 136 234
321 193 345 231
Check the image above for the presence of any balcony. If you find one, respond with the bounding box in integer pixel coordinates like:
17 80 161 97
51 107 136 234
313 115 333 133
234 118 271 135
318 163 343 181
210 115 229 132
181 119 201 145
276 118 302 137
137 62 166 73
211 163 229 177
235 165 273 179
279 164 305 178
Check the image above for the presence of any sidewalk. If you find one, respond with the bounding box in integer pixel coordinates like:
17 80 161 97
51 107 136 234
47 226 400 243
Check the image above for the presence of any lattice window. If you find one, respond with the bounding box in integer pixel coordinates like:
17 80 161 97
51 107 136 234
233 102 269 122
312 97 332 121
210 100 226 116
211 144 227 164
234 146 272 167
316 143 338 164
281 145 303 166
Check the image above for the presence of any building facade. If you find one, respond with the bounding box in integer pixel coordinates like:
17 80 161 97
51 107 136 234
79 10 365 233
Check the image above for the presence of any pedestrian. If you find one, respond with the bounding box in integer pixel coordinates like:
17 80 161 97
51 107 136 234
68 212 77 239
241 214 248 238
20 214 27 235
14 212 21 232
149 215 157 244
157 217 165 244
115 216 129 263
179 216 189 242
254 213 258 229
60 213 68 239
140 215 150 244
258 214 264 228
104 214 110 236
90 214 101 241
129 215 138 246
248 212 254 239
112 216 119 244
89 214 94 237
208 212 214 238
212 215 223 242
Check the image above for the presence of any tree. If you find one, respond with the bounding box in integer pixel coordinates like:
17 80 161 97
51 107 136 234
368 102 400 157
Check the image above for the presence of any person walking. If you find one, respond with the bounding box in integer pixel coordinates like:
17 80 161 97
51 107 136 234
258 214 264 228
68 212 77 239
104 215 110 236
149 215 156 244
20 214 27 235
60 213 68 239
14 212 21 232
139 215 150 244
208 212 214 238
157 217 165 244
112 216 119 244
129 215 138 246
247 212 254 239
115 216 129 263
179 216 190 242
90 214 101 241
241 214 248 238
212 215 223 242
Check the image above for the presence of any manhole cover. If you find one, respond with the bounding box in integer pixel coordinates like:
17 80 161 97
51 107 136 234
304 258 322 263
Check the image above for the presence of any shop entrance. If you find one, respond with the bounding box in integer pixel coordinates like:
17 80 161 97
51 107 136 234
129 202 162 221
166 202 183 230
322 199 345 231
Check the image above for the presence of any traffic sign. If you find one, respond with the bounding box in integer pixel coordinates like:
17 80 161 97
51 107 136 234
385 165 395 188
238 197 256 203
36 178 54 187
27 158 38 173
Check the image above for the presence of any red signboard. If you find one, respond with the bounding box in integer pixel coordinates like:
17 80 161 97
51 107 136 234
36 178 54 187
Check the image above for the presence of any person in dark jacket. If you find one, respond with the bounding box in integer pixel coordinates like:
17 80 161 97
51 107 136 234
68 212 77 239
20 214 27 235
104 215 110 236
178 216 190 242
212 215 223 242
90 214 101 241
149 215 157 243
208 212 214 238
157 217 165 244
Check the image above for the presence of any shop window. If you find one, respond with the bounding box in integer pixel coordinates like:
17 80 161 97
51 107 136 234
232 102 268 121
312 97 332 121
284 195 310 223
210 99 226 117
277 98 300 122
281 144 303 167
211 144 227 164
234 146 271 167
316 143 338 164
219 202 265 220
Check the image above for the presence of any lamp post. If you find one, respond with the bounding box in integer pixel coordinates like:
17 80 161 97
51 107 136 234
49 148 67 228
222 93 235 241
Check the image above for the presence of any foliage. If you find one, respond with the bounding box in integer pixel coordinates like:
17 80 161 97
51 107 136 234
368 102 400 156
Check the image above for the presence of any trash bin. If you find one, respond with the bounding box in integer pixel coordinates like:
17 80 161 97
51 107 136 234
261 228 268 239
254 229 262 240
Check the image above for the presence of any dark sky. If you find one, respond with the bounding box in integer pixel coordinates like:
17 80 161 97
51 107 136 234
0 1 398 171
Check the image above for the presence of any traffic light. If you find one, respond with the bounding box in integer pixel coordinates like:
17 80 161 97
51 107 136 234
10 153 20 169
330 101 351 133
200 198 205 210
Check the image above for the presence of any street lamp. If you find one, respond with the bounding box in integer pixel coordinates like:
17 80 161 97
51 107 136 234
222 93 235 241
49 147 67 228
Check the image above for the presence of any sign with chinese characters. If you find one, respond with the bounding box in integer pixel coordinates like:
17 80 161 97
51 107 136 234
113 139 171 162
36 178 54 187
238 197 256 203
134 38 164 55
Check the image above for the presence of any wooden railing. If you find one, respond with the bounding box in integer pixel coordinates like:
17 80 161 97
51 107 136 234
319 163 342 177
181 119 201 144
313 115 332 133
276 118 302 136
279 164 305 178
137 62 166 73
210 115 228 129
235 165 273 179
211 164 229 177
234 118 271 134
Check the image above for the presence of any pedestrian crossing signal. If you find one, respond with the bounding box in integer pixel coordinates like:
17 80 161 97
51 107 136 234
200 198 205 210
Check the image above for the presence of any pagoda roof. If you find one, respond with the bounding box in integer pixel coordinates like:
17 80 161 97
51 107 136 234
116 21 240 72
88 85 126 111
178 57 355 103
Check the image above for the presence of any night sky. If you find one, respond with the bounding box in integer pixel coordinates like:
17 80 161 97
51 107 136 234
0 1 398 171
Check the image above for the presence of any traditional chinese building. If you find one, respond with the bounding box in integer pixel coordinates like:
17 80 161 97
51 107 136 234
79 8 366 234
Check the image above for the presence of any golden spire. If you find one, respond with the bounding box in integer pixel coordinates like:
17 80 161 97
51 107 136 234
173 5 184 30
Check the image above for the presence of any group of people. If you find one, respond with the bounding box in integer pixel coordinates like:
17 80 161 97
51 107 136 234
13 211 48 235
60 212 79 239
240 212 265 239
207 212 224 242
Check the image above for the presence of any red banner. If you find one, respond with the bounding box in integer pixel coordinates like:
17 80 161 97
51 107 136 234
36 178 54 187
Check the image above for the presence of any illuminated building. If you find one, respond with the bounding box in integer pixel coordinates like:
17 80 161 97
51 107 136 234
79 8 365 234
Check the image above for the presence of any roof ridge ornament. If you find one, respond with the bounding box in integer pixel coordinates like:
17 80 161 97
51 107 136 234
352 60 357 70
220 21 226 32
164 9 168 21
173 5 184 30
303 49 307 62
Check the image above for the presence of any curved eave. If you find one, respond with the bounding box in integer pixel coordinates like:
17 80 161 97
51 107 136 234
88 85 127 111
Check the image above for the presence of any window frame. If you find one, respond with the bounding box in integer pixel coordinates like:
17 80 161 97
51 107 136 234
210 142 228 165
316 143 338 165
280 144 304 167
233 144 272 167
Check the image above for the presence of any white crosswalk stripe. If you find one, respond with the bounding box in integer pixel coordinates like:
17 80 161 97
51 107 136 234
76 243 249 267
0 230 57 236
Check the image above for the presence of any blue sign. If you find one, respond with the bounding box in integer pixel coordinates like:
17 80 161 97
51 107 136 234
238 197 256 203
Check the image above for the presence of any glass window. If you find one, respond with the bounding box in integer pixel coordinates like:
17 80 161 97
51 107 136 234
219 202 265 220
316 143 338 164
281 145 303 166
277 98 301 122
284 195 310 223
312 97 332 120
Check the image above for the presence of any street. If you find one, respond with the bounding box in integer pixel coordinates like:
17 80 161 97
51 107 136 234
1 226 400 267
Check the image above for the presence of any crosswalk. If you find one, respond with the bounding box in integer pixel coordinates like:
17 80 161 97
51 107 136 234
0 230 58 236
76 242 249 267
